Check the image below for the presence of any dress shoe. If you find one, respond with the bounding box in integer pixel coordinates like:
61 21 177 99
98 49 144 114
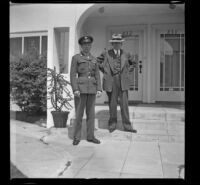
108 124 116 133
87 138 101 144
73 139 80 145
124 124 137 133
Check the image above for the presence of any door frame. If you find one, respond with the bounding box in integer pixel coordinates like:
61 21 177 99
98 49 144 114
152 23 185 102
106 24 147 102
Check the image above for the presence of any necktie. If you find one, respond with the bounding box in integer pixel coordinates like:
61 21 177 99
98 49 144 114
116 50 120 57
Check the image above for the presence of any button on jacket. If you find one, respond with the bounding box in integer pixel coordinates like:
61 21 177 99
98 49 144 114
70 52 102 94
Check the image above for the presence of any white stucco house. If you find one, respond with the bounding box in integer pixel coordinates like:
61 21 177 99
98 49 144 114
10 3 185 128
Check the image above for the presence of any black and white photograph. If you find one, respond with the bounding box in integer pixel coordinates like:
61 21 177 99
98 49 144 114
10 2 185 180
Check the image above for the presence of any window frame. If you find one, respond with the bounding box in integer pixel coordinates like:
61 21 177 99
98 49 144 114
10 31 48 56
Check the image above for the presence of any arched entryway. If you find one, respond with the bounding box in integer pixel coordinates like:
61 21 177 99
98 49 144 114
76 4 185 104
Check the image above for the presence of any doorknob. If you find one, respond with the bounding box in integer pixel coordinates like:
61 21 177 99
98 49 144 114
139 61 142 73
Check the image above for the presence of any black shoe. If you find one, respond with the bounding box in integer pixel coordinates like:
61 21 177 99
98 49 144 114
87 138 101 144
73 139 80 145
124 125 137 133
108 124 116 133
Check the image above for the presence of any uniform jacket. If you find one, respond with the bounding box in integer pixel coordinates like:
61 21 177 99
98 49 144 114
97 49 137 92
70 52 102 94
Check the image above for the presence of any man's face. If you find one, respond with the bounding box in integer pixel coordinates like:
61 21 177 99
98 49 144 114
112 42 122 50
81 42 92 53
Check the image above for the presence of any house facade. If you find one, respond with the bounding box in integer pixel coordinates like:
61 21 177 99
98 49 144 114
10 3 185 128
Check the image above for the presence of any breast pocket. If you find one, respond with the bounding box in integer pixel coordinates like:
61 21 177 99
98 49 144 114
77 60 88 73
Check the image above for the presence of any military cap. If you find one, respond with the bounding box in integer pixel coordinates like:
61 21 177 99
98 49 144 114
78 36 93 45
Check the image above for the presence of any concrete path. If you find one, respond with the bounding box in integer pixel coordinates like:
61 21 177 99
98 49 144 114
10 119 184 179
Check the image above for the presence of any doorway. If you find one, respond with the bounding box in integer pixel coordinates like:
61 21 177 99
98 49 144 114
107 25 145 102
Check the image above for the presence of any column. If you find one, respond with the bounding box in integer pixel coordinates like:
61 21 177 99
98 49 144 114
46 28 55 128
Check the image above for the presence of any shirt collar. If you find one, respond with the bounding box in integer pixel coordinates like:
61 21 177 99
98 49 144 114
81 51 91 56
113 49 120 55
80 51 92 60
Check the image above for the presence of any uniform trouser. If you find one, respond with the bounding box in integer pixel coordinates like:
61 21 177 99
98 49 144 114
74 94 96 140
106 74 131 126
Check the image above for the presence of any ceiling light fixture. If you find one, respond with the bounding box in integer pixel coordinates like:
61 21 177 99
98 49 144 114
99 7 104 14
169 3 176 9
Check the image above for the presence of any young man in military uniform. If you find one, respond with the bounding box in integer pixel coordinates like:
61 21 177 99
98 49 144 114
70 36 102 145
97 33 137 133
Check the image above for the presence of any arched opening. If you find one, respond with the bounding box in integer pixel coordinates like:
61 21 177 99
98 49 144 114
76 4 184 104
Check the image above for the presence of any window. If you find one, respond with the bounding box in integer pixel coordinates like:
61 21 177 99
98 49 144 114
54 27 69 74
42 36 47 56
10 32 48 61
24 36 40 55
10 37 22 60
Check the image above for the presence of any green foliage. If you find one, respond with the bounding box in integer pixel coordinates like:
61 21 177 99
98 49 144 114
10 50 47 114
47 67 73 112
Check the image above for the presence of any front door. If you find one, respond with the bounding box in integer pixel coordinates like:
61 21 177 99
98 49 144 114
156 28 185 102
107 26 144 101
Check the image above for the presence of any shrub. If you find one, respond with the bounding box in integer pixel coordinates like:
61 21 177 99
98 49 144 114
10 49 47 114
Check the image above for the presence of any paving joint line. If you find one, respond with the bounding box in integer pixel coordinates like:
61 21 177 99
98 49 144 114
166 120 170 143
73 152 96 178
157 142 164 178
162 107 167 122
119 133 133 177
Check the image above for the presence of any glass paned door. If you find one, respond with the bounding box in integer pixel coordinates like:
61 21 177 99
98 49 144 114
157 30 185 101
125 35 139 91
107 27 144 101
121 33 142 101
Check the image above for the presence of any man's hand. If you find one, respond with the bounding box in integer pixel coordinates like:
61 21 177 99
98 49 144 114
97 55 104 64
129 54 138 69
74 90 80 97
96 91 102 98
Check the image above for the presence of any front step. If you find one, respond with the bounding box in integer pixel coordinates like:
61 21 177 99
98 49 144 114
68 107 184 143
96 108 184 121
68 119 184 143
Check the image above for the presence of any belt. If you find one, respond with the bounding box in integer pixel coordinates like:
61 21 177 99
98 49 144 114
112 72 120 76
78 73 95 78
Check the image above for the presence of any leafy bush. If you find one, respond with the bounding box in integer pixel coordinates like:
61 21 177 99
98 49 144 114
10 49 47 114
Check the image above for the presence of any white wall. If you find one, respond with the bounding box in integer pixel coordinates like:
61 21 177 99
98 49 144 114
10 4 79 31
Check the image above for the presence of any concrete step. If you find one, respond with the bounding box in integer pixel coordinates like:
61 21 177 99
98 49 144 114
68 106 184 143
98 118 184 131
95 108 184 121
67 125 184 143
68 118 184 143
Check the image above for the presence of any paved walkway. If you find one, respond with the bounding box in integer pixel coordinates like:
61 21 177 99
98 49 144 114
10 119 184 179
